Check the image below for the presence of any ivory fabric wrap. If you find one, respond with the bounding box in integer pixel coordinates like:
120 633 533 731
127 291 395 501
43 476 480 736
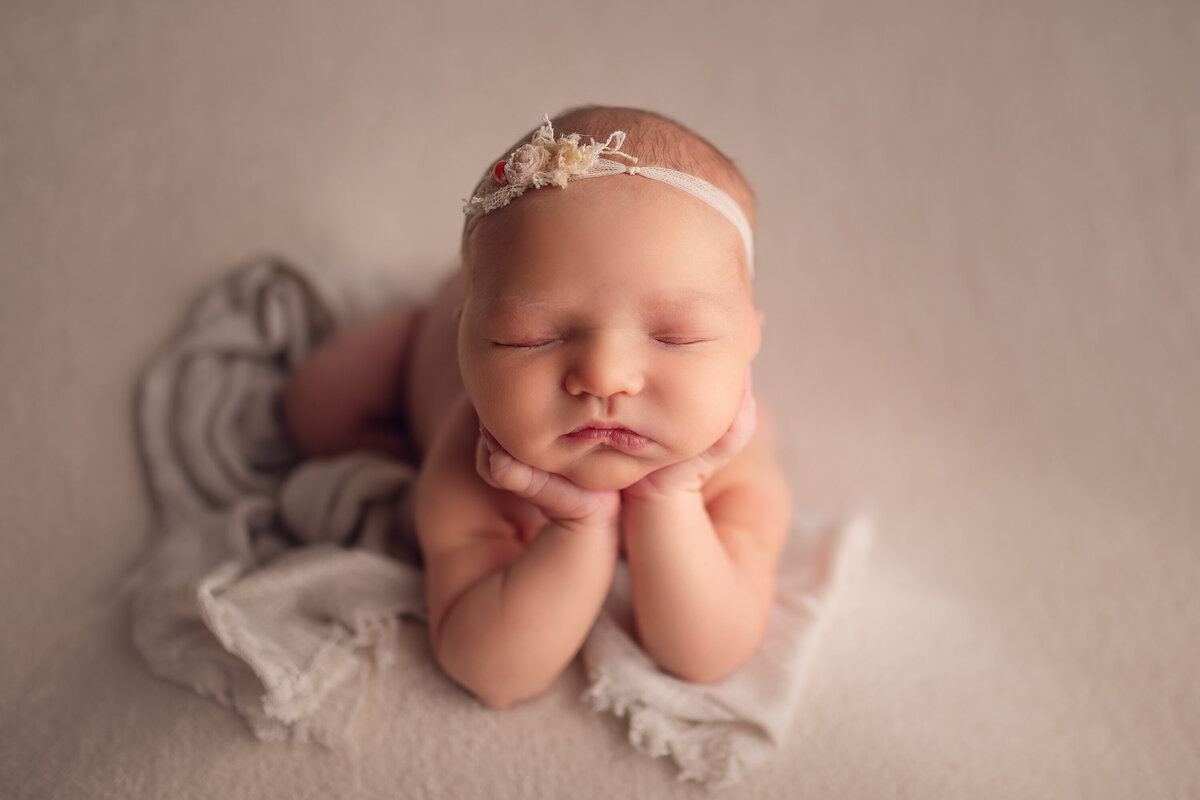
128 256 865 786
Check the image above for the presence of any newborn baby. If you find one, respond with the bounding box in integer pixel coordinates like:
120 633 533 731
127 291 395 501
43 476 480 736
283 106 791 709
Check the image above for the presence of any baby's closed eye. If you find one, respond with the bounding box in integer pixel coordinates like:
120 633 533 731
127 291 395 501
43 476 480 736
651 329 720 348
490 337 561 349
654 336 708 347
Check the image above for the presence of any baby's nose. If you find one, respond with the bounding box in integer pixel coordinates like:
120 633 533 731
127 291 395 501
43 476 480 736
563 335 644 400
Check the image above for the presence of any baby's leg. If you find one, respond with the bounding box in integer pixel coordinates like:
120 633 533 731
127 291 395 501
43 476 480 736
282 305 424 462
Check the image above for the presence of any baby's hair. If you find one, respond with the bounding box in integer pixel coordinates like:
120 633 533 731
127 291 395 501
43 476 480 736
461 105 756 256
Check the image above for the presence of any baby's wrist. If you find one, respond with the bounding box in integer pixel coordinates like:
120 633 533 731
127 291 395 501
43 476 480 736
552 519 619 542
543 516 622 562
621 482 705 508
545 494 622 532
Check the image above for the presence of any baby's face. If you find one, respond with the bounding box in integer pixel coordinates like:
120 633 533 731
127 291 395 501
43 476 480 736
459 177 760 491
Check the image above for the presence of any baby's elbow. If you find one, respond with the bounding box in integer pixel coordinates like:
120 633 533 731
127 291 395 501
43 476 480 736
657 620 767 686
464 663 562 709
432 639 550 710
474 686 524 711
455 671 548 711
669 658 741 687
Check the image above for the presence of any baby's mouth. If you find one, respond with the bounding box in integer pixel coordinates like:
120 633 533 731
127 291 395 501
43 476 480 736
564 425 651 453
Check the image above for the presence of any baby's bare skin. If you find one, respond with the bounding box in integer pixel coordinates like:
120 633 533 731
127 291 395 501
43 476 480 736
406 269 471 455
284 127 790 710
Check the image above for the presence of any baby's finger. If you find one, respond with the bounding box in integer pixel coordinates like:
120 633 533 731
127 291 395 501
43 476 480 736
728 382 758 448
704 385 758 465
474 431 515 490
475 427 540 494
495 455 613 522
503 465 605 521
474 428 617 524
487 447 549 498
476 433 568 506
475 431 496 487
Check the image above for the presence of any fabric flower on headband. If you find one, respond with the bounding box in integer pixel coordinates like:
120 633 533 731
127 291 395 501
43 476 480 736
464 116 636 217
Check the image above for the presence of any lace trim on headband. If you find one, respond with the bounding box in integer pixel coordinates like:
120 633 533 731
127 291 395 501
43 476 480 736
463 116 755 272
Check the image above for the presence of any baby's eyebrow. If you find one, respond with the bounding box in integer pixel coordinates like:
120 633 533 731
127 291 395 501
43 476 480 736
646 290 738 317
481 289 740 321
484 297 556 316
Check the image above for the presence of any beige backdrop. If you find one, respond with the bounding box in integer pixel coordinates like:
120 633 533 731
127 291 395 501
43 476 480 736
2 1 1197 797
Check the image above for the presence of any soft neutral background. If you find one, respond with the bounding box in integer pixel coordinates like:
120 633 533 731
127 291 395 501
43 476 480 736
2 1 1197 797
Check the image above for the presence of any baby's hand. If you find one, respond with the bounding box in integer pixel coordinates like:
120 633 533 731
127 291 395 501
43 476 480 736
476 427 621 529
623 375 757 503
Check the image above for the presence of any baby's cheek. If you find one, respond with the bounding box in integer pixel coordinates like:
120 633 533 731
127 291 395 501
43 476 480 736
473 371 554 451
665 373 743 448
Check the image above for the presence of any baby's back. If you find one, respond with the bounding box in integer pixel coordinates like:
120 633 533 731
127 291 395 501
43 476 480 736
406 269 470 458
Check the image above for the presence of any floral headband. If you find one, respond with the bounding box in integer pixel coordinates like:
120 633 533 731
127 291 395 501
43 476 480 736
463 116 755 272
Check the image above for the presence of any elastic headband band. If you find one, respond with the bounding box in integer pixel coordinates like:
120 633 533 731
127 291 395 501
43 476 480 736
463 116 755 273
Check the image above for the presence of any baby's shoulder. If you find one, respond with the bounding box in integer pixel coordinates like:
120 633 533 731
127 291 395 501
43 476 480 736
704 421 786 495
701 426 791 550
414 396 545 552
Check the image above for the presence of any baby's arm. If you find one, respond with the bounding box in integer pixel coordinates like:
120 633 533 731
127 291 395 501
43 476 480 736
282 307 420 459
621 391 790 684
415 401 621 709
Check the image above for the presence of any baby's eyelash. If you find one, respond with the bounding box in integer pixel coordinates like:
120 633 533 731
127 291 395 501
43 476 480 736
654 336 709 347
491 338 558 349
490 335 710 349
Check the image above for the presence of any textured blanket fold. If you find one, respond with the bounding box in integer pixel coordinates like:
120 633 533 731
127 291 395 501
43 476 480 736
129 256 866 785
582 516 868 786
130 258 425 744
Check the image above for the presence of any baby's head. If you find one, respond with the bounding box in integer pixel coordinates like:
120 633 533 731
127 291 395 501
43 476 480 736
457 106 762 491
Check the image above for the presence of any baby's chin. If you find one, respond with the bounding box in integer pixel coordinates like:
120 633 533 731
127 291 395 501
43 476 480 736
541 452 665 493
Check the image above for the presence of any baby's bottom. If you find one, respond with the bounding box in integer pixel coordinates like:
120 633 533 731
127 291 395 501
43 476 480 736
282 303 427 464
